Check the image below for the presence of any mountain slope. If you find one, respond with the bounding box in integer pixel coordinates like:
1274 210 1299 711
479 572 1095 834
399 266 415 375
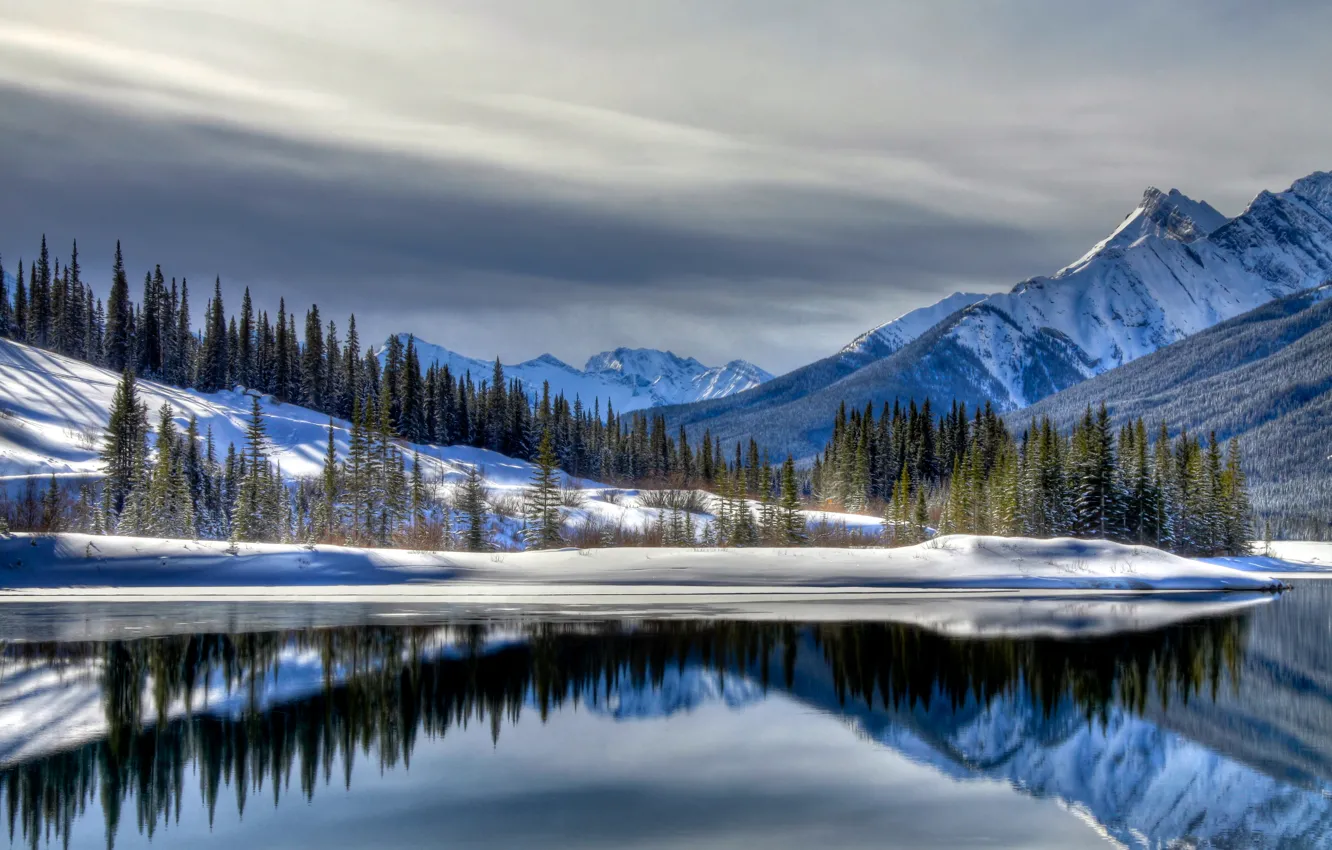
384 335 772 412
662 171 1332 459
837 291 987 367
1021 283 1332 531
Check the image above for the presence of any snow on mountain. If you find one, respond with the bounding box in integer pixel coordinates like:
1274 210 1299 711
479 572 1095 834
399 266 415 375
871 691 1332 847
940 172 1332 408
1058 186 1229 273
662 170 1332 461
383 335 771 412
585 666 764 720
838 291 988 366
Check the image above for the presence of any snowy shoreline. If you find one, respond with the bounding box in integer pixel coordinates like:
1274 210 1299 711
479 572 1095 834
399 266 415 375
0 532 1285 596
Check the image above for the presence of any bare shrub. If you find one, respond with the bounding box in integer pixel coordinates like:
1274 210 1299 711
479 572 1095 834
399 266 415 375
806 519 884 548
637 489 709 513
65 427 100 453
560 482 587 509
487 492 524 518
600 489 624 506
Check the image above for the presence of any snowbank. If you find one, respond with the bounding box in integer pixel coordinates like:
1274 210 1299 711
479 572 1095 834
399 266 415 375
1265 541 1332 568
0 533 1283 596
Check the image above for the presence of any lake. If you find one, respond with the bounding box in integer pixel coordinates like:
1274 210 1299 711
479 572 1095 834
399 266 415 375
2 584 1330 849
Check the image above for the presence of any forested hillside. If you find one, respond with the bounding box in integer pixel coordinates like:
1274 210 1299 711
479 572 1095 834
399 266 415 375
1023 285 1332 538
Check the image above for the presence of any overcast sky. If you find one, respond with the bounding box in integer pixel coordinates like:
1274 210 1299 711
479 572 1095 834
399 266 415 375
2 1 1330 374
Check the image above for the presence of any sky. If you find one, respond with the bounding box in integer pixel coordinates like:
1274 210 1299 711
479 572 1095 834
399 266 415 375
2 1 1331 374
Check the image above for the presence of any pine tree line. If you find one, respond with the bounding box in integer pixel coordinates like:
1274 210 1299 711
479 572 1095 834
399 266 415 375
0 237 790 493
815 399 1252 557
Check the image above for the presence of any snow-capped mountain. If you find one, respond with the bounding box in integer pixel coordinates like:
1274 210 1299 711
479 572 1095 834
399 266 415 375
382 335 772 413
933 174 1332 408
1057 186 1229 274
662 170 1332 459
838 291 987 367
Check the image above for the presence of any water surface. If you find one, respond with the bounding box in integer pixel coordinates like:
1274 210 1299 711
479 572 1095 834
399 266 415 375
2 584 1330 849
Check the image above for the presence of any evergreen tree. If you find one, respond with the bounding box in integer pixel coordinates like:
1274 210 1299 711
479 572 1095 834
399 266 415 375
12 259 26 343
198 278 229 391
778 456 806 545
457 464 490 552
1220 438 1252 556
233 398 273 541
0 253 9 337
145 404 195 538
100 369 149 521
302 305 324 409
523 430 564 549
105 243 132 371
317 420 340 542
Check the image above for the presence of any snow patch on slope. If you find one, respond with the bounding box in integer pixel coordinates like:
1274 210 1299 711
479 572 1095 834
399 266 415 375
840 292 988 364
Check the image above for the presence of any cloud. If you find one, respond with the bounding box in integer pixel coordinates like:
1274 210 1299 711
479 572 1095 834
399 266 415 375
1 0 1330 372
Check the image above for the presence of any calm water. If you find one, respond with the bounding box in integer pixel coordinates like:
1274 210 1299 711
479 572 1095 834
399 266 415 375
2 585 1331 849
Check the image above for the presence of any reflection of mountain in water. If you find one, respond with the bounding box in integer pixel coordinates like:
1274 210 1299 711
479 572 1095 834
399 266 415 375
1 593 1331 849
781 639 1332 847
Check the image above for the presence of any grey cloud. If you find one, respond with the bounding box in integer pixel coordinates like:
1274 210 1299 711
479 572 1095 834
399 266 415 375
0 85 1067 371
1 0 1331 371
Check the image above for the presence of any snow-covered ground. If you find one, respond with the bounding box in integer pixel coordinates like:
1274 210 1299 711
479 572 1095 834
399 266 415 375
1264 540 1332 567
1208 541 1332 576
0 533 1283 596
0 336 875 548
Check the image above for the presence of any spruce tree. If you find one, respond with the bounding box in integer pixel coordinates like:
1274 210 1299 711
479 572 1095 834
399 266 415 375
145 404 195 539
233 397 272 541
523 430 564 549
779 456 806 545
1220 438 1252 556
302 305 324 409
0 254 9 338
318 421 340 542
457 464 489 552
105 243 132 371
100 369 149 521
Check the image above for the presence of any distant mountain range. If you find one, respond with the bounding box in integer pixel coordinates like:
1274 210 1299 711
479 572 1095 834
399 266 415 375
1022 283 1332 532
660 170 1332 459
378 335 772 413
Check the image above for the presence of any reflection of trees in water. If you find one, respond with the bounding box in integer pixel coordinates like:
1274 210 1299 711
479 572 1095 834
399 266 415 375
0 617 1245 849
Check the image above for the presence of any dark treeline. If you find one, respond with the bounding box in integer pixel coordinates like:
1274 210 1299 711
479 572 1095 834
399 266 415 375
814 399 1254 557
0 617 1245 849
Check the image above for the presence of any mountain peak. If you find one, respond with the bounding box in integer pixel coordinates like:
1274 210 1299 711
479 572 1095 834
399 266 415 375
1288 170 1332 218
1058 185 1228 275
380 336 769 412
584 347 702 375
